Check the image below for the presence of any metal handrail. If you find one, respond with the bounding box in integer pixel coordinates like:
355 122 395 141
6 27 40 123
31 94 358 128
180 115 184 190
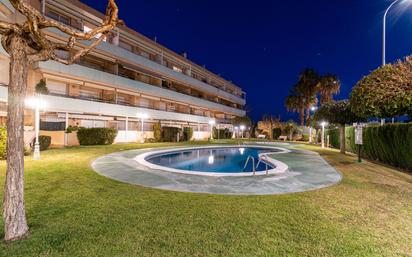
243 155 256 175
256 155 270 175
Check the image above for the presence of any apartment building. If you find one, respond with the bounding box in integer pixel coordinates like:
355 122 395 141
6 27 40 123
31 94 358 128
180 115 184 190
0 0 246 145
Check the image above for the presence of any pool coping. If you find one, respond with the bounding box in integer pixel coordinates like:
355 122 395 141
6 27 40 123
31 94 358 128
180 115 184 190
134 145 290 177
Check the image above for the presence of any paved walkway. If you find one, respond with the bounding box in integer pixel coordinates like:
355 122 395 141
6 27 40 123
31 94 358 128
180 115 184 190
92 143 342 195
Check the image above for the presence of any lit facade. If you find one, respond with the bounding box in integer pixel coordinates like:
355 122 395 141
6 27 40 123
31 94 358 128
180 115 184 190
0 0 246 145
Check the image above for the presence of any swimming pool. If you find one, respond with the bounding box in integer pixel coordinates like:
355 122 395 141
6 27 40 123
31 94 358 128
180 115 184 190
136 146 290 176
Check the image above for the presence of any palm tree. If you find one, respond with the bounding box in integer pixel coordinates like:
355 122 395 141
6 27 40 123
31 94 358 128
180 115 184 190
297 68 321 124
285 89 305 126
319 74 340 105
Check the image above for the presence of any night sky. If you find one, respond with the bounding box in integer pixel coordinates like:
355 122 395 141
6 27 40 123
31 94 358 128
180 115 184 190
81 0 412 121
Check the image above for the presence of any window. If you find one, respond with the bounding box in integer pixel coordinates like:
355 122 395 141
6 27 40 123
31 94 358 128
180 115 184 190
173 66 183 73
140 50 150 59
119 40 132 52
79 86 101 100
83 25 105 41
80 120 106 128
47 80 67 95
47 10 70 26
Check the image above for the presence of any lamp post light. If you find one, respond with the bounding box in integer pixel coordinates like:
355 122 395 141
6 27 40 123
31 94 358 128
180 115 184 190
26 95 47 160
309 106 318 143
208 119 216 140
137 112 149 143
383 0 411 66
234 126 239 139
382 0 411 125
240 125 245 139
321 121 327 149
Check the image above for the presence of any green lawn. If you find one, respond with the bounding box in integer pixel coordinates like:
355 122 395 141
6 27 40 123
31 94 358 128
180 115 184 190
0 141 411 257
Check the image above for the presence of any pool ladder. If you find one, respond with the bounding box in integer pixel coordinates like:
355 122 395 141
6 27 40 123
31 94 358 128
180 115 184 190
243 156 256 175
244 155 270 176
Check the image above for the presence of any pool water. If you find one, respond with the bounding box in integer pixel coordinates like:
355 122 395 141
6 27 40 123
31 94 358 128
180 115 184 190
146 147 277 173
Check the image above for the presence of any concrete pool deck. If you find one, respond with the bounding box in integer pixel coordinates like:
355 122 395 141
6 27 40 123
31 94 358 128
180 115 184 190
91 143 342 195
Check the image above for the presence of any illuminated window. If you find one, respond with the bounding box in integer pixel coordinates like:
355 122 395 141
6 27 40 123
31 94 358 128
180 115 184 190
173 66 183 73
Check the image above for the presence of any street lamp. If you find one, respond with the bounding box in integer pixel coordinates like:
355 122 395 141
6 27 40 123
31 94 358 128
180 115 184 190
240 125 245 139
25 95 47 160
137 112 149 143
383 0 411 66
382 0 411 125
309 106 318 143
321 121 328 149
208 119 216 140
234 126 239 138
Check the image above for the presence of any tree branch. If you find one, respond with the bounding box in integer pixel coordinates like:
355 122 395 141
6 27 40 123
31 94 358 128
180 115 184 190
0 21 20 34
11 0 121 65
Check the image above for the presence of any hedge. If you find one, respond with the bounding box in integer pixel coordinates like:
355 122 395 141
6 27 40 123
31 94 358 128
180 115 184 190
77 127 117 145
32 135 51 151
273 128 282 140
213 128 233 139
161 127 180 142
0 127 6 159
153 122 161 142
327 123 412 171
183 127 193 141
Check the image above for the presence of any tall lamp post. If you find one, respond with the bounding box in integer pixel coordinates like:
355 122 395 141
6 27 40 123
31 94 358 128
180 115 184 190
240 125 245 139
321 121 327 149
382 0 411 125
137 112 148 143
309 106 317 143
26 95 47 160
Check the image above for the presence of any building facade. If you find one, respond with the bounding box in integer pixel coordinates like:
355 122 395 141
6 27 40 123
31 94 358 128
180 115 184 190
0 0 246 146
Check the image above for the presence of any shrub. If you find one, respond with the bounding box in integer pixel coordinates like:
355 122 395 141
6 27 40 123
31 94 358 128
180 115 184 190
153 122 161 142
0 127 6 159
32 135 51 151
213 128 232 139
183 127 193 141
77 127 117 145
272 128 282 139
161 127 180 142
66 125 79 134
328 123 412 171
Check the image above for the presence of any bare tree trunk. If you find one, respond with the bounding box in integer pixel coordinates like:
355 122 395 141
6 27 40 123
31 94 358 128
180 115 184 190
339 124 346 154
3 36 29 242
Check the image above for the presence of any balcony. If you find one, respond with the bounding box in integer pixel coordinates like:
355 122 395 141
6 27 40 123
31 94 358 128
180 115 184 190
34 60 246 117
0 85 225 124
43 27 246 106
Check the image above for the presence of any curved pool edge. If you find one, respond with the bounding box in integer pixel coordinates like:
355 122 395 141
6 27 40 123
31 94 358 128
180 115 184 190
91 144 343 195
134 145 290 177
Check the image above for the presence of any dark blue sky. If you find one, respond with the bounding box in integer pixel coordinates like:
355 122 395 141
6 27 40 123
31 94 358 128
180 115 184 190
82 0 412 121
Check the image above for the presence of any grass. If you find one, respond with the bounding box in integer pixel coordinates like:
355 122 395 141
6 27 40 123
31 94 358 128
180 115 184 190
0 141 411 257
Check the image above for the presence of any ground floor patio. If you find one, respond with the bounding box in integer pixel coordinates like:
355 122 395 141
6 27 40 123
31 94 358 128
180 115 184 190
0 141 411 256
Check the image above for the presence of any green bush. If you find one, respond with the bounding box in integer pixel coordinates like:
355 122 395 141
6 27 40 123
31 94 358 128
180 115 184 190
183 127 193 141
213 128 233 139
153 122 162 142
0 127 6 160
32 135 51 151
328 123 412 171
65 125 79 134
327 129 341 149
161 127 180 142
272 128 282 139
77 127 117 145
